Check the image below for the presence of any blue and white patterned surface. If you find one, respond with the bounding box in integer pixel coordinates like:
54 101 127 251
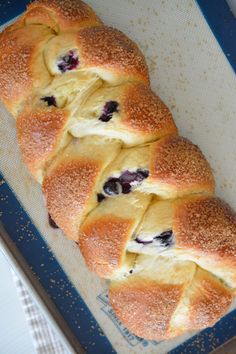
1 1 236 353
0 253 35 354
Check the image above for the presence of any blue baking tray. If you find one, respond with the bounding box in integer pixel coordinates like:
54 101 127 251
0 1 236 353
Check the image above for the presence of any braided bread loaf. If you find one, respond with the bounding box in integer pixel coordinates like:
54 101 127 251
1 0 236 341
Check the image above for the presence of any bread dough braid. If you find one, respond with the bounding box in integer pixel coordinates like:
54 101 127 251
0 0 235 341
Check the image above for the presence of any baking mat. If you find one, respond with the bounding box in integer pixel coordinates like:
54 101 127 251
1 1 236 353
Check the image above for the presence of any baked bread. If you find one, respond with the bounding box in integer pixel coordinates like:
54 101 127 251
109 256 233 340
0 0 235 342
0 25 54 116
79 192 152 278
97 135 215 199
43 136 122 240
127 196 236 288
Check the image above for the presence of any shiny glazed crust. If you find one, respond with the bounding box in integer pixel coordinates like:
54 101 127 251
0 0 235 342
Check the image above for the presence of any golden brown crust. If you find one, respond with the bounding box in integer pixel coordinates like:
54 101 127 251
150 135 215 195
109 276 184 340
24 6 60 33
173 196 236 265
77 26 149 84
26 0 103 32
43 158 100 241
187 269 232 329
17 106 70 181
121 83 178 139
109 260 233 340
2 18 25 33
79 216 133 278
0 25 53 116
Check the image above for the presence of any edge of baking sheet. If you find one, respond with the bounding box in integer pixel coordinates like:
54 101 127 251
195 0 236 73
1 1 236 353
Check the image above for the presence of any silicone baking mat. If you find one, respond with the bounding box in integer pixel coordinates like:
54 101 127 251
1 1 236 353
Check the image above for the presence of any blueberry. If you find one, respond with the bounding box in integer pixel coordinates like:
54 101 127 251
137 169 149 179
97 193 106 202
103 178 122 196
120 169 149 193
135 230 173 248
99 101 119 122
119 170 137 183
155 230 173 247
120 169 149 184
58 50 79 73
48 213 59 229
121 182 132 194
135 237 153 245
41 96 57 107
102 169 149 197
